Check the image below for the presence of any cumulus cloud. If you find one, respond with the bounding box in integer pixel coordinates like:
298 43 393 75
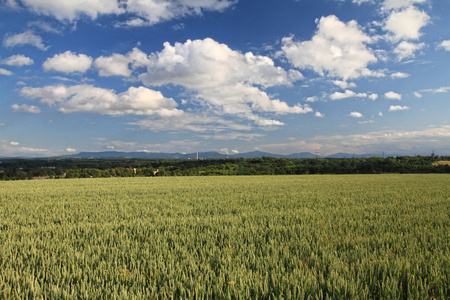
315 111 325 118
2 54 34 66
43 51 93 73
394 41 424 60
95 54 132 77
349 111 364 118
384 6 430 41
139 38 309 126
306 96 319 102
14 0 236 25
332 80 356 89
368 94 378 100
93 47 151 77
414 92 422 98
281 15 377 80
385 91 402 100
11 104 41 113
0 68 13 76
330 90 367 100
219 148 240 155
389 105 409 111
3 30 48 50
20 85 182 117
437 40 450 51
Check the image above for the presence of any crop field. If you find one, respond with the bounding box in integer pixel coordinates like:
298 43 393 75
0 175 449 299
433 161 450 167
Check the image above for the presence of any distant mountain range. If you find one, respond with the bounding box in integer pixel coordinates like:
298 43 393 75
63 151 383 159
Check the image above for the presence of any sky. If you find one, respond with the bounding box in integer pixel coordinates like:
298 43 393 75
0 0 449 157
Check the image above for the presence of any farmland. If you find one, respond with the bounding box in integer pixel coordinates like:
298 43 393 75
0 175 449 298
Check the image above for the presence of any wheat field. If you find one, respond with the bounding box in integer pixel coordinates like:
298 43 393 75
1 174 449 299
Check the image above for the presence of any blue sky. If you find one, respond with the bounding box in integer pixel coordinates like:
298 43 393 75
1 0 449 157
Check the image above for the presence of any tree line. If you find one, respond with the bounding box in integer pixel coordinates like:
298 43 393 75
0 155 449 180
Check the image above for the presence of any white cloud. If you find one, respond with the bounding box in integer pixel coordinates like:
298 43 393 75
438 40 450 51
28 21 62 34
130 113 251 133
330 90 367 100
309 125 450 156
315 111 325 118
420 86 450 94
384 6 430 41
0 68 13 76
414 92 422 98
389 105 409 111
4 0 19 8
2 54 34 66
172 23 185 31
394 41 424 60
433 87 450 93
332 80 356 89
0 140 50 157
139 38 309 127
203 132 264 141
306 96 319 102
219 148 241 155
359 120 375 124
11 104 41 113
18 0 121 21
382 0 427 11
3 30 48 50
20 85 182 117
255 140 322 156
93 47 152 77
16 0 236 25
123 0 236 26
95 54 132 77
127 47 152 69
66 147 76 152
352 0 373 4
390 72 409 79
281 15 377 80
349 111 364 118
385 91 402 100
43 51 93 73
368 94 378 100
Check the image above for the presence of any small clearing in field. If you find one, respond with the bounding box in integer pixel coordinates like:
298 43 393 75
433 161 450 166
